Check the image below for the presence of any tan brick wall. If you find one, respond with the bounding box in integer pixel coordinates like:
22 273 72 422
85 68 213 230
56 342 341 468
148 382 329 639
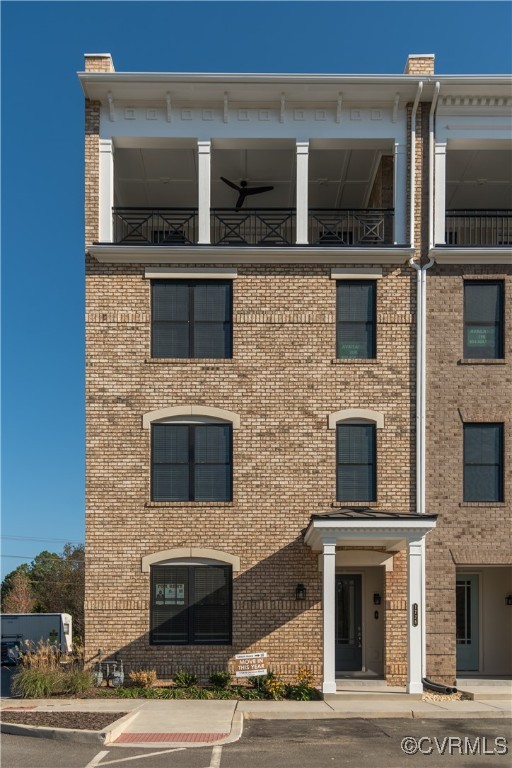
426 265 512 683
404 55 435 76
85 259 416 680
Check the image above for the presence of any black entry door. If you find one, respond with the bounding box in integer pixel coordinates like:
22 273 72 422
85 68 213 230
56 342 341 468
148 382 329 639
335 574 362 672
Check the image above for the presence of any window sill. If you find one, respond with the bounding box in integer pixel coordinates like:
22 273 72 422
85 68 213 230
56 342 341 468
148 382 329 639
458 359 505 365
146 501 235 508
459 501 505 507
331 358 379 365
145 358 235 365
331 501 379 507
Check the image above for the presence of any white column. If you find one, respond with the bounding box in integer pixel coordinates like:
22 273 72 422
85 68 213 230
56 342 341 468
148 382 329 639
197 140 211 244
99 139 114 242
407 537 424 694
296 141 309 244
434 142 447 245
322 539 337 694
393 141 407 245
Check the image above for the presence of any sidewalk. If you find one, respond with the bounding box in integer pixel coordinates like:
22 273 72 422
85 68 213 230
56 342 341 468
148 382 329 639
1 693 511 748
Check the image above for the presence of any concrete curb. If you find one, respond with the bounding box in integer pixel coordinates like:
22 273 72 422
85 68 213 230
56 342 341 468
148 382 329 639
0 708 141 745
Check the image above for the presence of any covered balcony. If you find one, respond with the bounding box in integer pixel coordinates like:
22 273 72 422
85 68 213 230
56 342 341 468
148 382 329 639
440 148 512 247
108 140 401 248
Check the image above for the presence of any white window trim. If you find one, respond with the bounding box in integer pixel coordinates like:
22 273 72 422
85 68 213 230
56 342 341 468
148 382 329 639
328 408 384 429
142 405 241 430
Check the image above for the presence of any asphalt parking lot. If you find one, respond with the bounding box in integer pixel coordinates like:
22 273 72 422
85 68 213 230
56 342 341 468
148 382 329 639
1 718 511 768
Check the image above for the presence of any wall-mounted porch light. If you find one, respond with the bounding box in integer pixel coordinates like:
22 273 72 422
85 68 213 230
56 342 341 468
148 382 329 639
373 593 382 605
296 583 307 601
506 595 512 606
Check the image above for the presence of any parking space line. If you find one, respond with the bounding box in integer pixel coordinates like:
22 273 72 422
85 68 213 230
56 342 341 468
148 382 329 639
210 745 222 768
84 751 110 768
95 748 186 765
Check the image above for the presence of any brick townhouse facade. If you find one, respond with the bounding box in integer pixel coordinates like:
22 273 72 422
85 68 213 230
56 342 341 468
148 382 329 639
80 54 511 693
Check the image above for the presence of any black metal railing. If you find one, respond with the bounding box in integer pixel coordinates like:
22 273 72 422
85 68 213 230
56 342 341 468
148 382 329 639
113 208 198 244
309 209 394 246
211 208 295 246
110 207 396 247
445 210 512 247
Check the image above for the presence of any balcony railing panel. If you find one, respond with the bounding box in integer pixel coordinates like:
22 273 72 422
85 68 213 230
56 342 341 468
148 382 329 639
445 210 512 247
211 209 295 246
110 207 396 247
113 208 198 245
309 209 394 246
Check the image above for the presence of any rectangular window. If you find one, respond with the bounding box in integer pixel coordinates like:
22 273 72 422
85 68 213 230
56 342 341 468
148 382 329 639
152 280 232 359
337 281 376 359
150 564 232 645
151 423 232 502
464 281 504 359
463 423 503 502
337 423 376 502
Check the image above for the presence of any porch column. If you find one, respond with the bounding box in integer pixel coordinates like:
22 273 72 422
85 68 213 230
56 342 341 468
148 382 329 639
393 141 407 244
434 142 447 245
296 141 309 244
322 539 337 694
197 140 211 244
407 537 424 694
99 139 114 242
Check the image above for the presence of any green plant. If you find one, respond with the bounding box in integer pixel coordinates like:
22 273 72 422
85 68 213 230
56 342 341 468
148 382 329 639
128 669 157 689
286 667 318 701
262 672 286 700
173 670 198 688
208 671 231 689
61 669 94 695
11 668 64 698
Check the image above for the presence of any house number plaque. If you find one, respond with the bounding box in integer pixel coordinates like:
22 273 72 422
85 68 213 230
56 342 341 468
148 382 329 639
412 603 419 626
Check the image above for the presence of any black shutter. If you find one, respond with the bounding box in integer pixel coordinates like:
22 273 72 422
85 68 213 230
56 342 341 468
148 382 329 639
151 424 190 501
192 566 232 644
464 423 503 502
193 425 232 501
464 281 503 359
152 281 190 358
337 281 376 358
337 423 376 501
150 566 190 644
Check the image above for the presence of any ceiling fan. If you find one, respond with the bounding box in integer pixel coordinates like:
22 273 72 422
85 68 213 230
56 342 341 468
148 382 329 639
220 177 274 209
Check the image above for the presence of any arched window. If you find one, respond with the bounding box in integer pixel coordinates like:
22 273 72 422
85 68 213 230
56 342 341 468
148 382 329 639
143 406 240 502
329 409 383 503
148 551 235 645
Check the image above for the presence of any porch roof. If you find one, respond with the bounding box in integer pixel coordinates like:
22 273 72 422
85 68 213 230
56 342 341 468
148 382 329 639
304 509 437 552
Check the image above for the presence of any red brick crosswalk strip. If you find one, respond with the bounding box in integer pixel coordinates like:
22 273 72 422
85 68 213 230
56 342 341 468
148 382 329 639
115 732 228 743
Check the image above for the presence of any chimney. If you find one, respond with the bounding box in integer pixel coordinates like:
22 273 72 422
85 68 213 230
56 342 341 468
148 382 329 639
84 53 115 73
404 54 435 76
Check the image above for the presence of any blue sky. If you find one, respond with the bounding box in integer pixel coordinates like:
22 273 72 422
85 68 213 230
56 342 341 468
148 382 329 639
1 1 511 580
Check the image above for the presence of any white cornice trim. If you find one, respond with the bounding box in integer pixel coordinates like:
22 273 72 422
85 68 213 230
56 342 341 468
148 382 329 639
431 248 512 265
89 245 414 265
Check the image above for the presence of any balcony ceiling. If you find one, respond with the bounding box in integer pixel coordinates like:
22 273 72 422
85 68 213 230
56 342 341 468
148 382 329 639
447 149 512 208
114 146 388 209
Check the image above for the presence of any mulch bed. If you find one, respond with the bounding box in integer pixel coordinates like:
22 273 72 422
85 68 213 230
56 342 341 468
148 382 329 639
0 711 128 731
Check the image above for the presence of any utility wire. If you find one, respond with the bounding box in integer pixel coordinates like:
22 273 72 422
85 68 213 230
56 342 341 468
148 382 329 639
1 536 83 544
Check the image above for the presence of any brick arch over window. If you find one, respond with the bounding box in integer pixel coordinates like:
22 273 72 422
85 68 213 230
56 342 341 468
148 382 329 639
328 408 385 430
142 405 241 430
141 548 241 573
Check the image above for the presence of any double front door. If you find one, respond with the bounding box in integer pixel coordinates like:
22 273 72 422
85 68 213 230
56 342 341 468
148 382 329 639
335 574 362 672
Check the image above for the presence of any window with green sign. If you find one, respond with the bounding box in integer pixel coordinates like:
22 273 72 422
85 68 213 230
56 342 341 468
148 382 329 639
337 281 376 359
464 281 504 359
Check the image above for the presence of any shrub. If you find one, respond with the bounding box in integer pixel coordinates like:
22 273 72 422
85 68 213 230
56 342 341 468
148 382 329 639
11 668 64 698
18 639 61 671
173 670 198 688
128 669 157 689
262 672 286 700
208 671 231 689
286 667 318 701
61 670 94 695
